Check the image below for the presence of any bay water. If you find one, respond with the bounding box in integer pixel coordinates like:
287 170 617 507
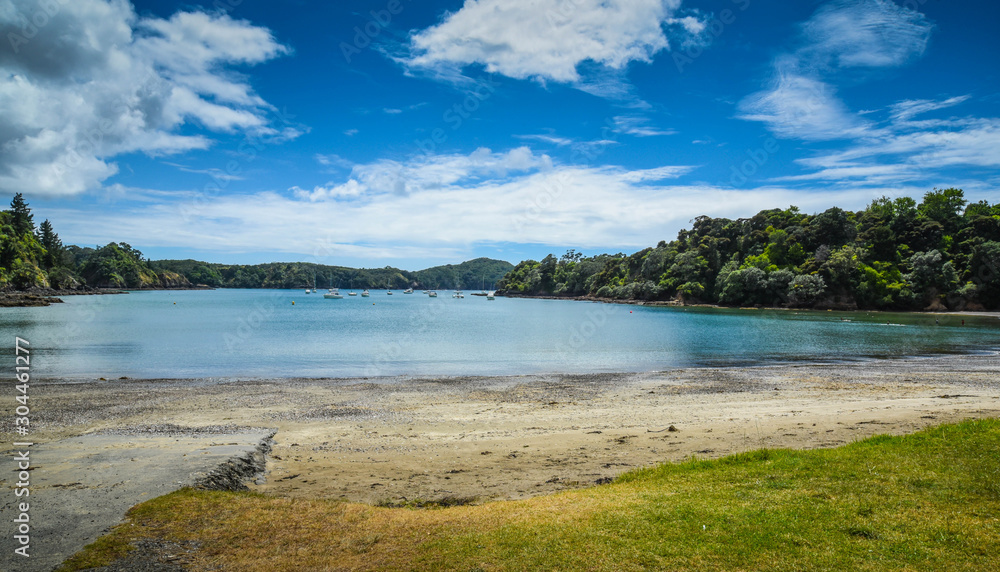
2 289 998 380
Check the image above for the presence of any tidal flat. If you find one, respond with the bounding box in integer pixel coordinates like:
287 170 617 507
3 353 999 570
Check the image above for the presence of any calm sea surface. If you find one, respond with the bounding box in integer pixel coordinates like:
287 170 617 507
1 289 998 380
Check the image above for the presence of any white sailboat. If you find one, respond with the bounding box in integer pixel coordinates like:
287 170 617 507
487 291 495 300
428 291 438 297
323 288 343 299
361 289 370 297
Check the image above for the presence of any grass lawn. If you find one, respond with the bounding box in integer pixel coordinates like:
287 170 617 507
60 419 1000 571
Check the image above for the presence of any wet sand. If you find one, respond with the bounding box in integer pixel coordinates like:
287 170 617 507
5 354 999 510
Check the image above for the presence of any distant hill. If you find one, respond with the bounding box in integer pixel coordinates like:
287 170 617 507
150 257 514 290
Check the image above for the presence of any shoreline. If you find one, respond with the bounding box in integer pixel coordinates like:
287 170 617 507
498 292 1000 317
0 286 215 307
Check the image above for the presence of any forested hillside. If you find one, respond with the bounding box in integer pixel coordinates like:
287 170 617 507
497 189 1000 311
150 257 513 290
0 193 185 290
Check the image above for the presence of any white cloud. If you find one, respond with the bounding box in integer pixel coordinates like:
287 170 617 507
50 145 919 263
785 116 1000 186
739 0 932 142
0 0 290 196
738 61 872 141
516 134 574 147
404 0 695 85
889 95 971 123
612 115 676 137
50 162 894 263
800 0 932 70
294 147 554 201
617 165 695 182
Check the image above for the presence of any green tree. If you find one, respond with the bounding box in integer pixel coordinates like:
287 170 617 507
905 250 958 308
787 275 826 306
37 219 63 270
919 188 966 235
8 193 34 236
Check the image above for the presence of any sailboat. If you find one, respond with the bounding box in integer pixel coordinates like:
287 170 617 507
487 291 495 300
403 288 414 294
323 288 343 299
361 289 370 297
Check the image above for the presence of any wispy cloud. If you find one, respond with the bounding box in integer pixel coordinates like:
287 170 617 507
162 162 246 182
738 58 872 141
799 0 932 70
739 0 932 142
889 95 971 122
516 134 575 147
612 116 676 137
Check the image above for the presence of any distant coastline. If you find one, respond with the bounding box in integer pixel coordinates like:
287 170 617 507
496 291 1000 317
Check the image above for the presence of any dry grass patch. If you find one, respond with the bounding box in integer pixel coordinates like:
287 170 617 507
61 419 1000 571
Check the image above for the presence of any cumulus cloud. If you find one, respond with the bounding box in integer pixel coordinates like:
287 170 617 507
403 0 696 85
49 152 883 263
0 0 290 196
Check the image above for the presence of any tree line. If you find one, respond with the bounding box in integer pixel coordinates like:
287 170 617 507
0 194 512 291
150 257 512 290
496 189 1000 311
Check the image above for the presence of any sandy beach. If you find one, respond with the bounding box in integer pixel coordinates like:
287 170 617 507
2 353 999 569
9 354 1000 503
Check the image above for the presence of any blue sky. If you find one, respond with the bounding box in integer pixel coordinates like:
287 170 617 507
2 0 999 269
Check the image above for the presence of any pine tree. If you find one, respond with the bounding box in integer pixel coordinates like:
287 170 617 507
9 193 34 236
37 219 63 269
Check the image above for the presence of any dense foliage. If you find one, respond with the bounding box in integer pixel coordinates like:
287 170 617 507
2 193 60 289
150 257 513 290
497 189 1000 311
0 194 190 290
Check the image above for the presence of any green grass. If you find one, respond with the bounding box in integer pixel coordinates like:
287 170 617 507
60 419 1000 571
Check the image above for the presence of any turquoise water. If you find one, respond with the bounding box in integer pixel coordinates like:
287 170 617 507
1 289 998 379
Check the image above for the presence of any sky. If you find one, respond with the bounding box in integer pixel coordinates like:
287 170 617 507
2 0 999 270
